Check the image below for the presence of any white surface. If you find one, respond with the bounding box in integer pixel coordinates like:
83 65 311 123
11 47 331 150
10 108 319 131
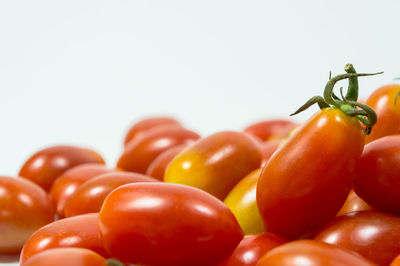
1 1 399 265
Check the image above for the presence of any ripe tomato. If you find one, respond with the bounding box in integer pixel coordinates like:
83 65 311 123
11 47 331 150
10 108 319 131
0 176 54 254
256 240 375 266
391 254 400 266
314 211 400 266
244 119 298 143
354 135 400 214
21 248 106 266
260 140 280 167
165 131 261 199
123 116 181 146
221 233 286 266
336 190 373 217
98 182 243 265
19 145 105 191
20 213 107 263
365 84 400 143
117 126 200 173
63 172 158 217
224 168 264 235
49 164 112 218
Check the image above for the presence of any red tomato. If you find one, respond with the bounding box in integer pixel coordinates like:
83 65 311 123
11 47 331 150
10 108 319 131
145 144 187 180
20 213 107 263
256 240 375 266
365 84 400 143
221 233 287 266
98 182 243 265
354 135 400 214
123 116 181 146
260 140 280 167
117 126 200 173
244 119 298 142
21 248 106 266
314 211 400 266
63 172 158 217
336 190 373 217
257 108 364 238
0 176 54 254
19 145 105 191
391 254 400 266
49 164 112 218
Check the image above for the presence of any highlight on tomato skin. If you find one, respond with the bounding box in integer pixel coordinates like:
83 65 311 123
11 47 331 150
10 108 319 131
336 190 373 217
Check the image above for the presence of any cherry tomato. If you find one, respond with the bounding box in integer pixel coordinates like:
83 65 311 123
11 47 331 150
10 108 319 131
260 140 280 167
49 164 112 218
19 145 105 191
21 248 106 266
117 126 200 173
391 254 400 266
244 119 298 142
145 144 187 180
256 240 375 266
98 182 243 265
257 108 364 239
64 172 158 217
165 131 261 200
20 213 107 263
336 190 373 217
221 233 287 266
0 176 54 254
354 135 400 214
123 116 181 146
365 84 400 143
314 211 400 266
224 168 264 235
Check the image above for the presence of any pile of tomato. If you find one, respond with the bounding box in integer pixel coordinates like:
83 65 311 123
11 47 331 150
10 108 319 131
1 64 400 266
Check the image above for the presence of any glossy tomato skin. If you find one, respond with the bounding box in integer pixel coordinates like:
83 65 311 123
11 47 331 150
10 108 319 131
0 176 54 254
260 140 280 167
336 190 373 217
165 131 262 200
117 126 200 173
257 108 364 239
123 116 181 146
391 254 400 266
19 145 105 191
224 168 264 235
354 135 400 214
365 84 400 143
244 119 298 143
221 233 286 266
256 240 375 266
20 213 107 264
64 172 158 217
49 164 112 218
99 182 243 266
314 211 400 266
21 248 106 266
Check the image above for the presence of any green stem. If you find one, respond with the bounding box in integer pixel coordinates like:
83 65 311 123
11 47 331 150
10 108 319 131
106 258 125 266
344 64 359 101
290 96 329 116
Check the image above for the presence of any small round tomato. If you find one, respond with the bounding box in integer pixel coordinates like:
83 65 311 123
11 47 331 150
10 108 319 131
21 248 106 266
20 213 107 263
0 176 54 254
244 119 298 142
221 233 286 266
98 182 243 265
19 145 105 191
64 172 158 217
224 168 264 235
49 164 112 218
336 190 373 217
117 126 200 173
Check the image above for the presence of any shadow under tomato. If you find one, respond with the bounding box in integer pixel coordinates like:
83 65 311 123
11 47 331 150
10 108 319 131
0 254 19 263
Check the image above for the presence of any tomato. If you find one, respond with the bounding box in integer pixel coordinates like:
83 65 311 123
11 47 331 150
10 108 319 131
365 84 400 143
98 182 243 265
354 135 400 214
336 190 373 217
256 240 375 266
145 144 187 180
165 131 261 199
63 172 158 217
19 145 105 191
244 119 298 143
20 213 107 263
117 126 200 173
314 211 400 266
49 164 112 218
224 168 264 235
260 140 280 167
221 233 287 266
0 176 54 254
123 116 181 146
391 254 400 266
21 248 106 266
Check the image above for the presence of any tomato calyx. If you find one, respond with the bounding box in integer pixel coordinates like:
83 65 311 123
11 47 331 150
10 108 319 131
106 258 124 266
290 63 382 134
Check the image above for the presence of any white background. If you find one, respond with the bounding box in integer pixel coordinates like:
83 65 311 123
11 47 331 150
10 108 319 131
0 1 399 264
